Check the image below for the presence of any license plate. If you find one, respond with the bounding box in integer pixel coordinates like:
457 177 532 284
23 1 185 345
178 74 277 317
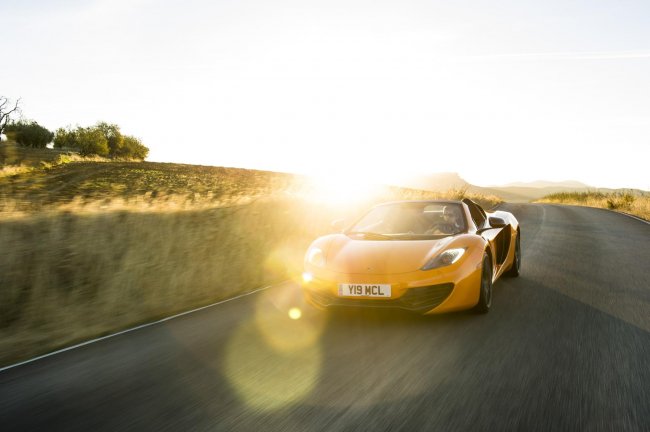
338 283 391 298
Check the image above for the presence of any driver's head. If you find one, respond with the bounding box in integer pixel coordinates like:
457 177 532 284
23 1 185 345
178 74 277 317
443 205 460 222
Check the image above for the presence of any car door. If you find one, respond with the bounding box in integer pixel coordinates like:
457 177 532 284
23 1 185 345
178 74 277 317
463 199 510 276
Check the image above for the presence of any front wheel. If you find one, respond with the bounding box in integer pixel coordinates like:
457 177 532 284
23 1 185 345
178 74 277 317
473 253 493 313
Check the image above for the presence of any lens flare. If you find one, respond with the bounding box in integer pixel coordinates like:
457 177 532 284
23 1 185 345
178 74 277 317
224 320 321 412
288 307 302 320
224 283 328 411
254 283 327 352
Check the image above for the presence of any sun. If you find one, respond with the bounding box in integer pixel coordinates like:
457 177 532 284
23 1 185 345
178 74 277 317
305 174 385 205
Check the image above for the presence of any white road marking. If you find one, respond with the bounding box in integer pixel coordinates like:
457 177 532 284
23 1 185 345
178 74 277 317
611 209 650 225
0 283 280 373
553 203 650 225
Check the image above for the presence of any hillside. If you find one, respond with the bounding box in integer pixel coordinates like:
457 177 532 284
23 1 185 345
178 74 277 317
1 161 298 208
1 151 502 211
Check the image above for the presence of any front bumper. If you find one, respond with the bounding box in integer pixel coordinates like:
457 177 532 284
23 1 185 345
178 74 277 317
302 260 483 315
305 282 454 313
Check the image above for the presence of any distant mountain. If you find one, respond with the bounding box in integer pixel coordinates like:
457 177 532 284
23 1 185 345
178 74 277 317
474 185 587 202
395 172 540 202
498 180 592 189
394 172 646 203
398 172 469 192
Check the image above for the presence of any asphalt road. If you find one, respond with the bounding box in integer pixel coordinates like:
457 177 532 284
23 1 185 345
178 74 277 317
1 204 649 431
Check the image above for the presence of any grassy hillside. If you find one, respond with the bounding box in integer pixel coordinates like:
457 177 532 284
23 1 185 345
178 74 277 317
0 157 501 366
537 191 650 221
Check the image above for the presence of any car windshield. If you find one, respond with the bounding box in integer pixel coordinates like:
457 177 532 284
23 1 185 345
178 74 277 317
346 202 466 240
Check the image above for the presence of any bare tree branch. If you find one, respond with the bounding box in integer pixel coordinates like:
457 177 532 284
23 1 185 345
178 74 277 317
0 96 22 135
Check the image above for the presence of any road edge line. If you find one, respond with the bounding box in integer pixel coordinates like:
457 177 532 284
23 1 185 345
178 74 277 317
531 202 650 225
612 209 650 225
0 283 279 373
570 202 650 225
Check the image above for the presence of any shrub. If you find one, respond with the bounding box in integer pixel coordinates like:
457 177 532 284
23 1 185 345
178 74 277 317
607 193 635 210
53 127 79 149
119 135 149 160
6 121 54 148
76 127 109 157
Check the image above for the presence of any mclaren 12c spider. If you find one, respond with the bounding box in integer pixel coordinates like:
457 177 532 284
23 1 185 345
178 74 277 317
301 199 521 314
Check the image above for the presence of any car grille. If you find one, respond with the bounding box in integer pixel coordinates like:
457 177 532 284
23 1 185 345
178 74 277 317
308 283 454 313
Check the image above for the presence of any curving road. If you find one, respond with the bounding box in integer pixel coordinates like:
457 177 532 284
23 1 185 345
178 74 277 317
1 204 649 431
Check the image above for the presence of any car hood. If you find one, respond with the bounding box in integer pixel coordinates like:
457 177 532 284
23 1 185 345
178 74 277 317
324 234 454 274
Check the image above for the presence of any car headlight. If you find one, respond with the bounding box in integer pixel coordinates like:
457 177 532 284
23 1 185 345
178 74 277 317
305 247 325 267
421 248 466 271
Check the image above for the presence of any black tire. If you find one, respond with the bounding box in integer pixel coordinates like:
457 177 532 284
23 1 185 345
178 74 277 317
505 231 521 277
474 253 493 313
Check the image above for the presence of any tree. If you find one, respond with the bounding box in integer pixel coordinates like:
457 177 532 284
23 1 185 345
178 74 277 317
54 122 149 159
95 122 124 157
53 127 79 149
5 121 54 148
119 135 149 160
0 96 21 136
76 127 109 156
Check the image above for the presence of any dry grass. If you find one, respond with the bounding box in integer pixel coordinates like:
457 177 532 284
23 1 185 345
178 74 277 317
537 191 650 221
0 160 502 366
1 141 98 167
0 165 34 178
1 140 110 182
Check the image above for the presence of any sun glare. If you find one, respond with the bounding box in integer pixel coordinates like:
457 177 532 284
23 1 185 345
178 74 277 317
306 175 384 205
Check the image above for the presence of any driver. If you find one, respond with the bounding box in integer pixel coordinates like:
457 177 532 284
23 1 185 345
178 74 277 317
441 206 462 233
425 205 463 235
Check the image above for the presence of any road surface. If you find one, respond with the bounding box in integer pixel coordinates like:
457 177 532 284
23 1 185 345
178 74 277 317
1 204 649 431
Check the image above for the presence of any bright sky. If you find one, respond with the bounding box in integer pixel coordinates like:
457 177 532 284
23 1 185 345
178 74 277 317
3 0 649 190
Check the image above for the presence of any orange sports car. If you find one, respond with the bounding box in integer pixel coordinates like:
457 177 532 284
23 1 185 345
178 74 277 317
301 199 521 314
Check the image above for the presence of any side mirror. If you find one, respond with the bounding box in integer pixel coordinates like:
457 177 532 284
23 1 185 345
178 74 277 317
331 219 346 232
488 217 507 228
